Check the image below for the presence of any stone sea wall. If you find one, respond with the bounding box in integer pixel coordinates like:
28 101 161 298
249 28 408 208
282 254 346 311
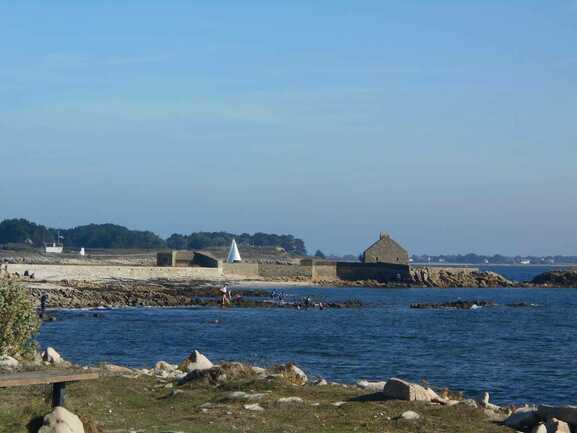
5 262 507 287
5 264 224 282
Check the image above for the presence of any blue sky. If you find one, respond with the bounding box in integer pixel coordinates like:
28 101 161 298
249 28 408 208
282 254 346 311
1 0 576 255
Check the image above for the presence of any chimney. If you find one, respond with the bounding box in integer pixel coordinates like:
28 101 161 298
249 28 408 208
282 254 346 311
380 232 389 240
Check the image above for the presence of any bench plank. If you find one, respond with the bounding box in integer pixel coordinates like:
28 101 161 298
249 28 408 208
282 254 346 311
0 370 99 387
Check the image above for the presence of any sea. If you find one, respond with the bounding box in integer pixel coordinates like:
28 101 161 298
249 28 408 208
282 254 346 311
38 265 577 406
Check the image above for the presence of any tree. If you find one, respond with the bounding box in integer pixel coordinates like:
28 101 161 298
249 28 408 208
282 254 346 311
314 250 326 259
0 279 41 356
166 234 188 250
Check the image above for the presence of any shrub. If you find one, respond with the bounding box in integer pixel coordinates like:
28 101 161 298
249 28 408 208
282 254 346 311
0 278 41 357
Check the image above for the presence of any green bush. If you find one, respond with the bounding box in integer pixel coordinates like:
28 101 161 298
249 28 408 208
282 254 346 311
0 278 41 357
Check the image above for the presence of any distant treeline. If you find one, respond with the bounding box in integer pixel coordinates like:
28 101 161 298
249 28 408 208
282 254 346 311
412 253 577 265
0 218 307 255
166 232 306 255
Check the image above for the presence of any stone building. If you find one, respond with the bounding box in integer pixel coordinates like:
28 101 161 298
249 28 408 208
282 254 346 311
362 233 409 265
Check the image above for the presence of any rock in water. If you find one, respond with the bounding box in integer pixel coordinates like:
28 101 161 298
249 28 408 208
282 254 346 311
382 378 441 402
178 350 213 372
38 407 85 433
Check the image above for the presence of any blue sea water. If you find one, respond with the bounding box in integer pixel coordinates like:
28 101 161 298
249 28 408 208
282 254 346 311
39 285 577 406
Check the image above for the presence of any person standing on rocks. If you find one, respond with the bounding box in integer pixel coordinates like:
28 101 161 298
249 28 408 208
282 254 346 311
220 283 231 306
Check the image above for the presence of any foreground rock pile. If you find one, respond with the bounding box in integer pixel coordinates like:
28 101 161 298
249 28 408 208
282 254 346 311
3 346 577 433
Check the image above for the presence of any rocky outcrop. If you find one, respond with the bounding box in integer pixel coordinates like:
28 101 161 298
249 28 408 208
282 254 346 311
410 300 496 310
410 268 515 288
38 407 85 433
532 270 577 288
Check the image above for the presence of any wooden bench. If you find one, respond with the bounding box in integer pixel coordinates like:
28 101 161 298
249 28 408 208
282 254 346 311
0 370 99 407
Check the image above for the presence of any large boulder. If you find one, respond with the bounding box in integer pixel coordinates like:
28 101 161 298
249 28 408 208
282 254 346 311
38 407 85 433
538 406 577 426
0 355 19 369
42 347 65 365
382 378 441 402
178 350 213 372
504 406 539 430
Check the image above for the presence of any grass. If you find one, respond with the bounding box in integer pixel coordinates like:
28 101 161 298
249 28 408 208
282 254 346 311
0 372 514 433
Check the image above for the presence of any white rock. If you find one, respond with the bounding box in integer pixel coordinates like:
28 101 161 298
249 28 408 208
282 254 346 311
357 380 386 392
531 423 547 433
38 407 85 433
251 366 266 375
332 401 346 407
0 355 19 368
243 403 264 412
42 347 63 365
277 397 303 404
545 418 571 433
228 391 265 401
382 378 441 402
401 410 421 420
482 392 490 405
229 391 249 400
179 350 213 372
313 378 328 386
103 364 133 374
155 361 178 372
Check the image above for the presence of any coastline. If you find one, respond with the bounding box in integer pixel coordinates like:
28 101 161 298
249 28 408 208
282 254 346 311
0 347 566 433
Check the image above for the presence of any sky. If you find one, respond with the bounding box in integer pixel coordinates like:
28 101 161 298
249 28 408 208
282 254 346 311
1 0 576 256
